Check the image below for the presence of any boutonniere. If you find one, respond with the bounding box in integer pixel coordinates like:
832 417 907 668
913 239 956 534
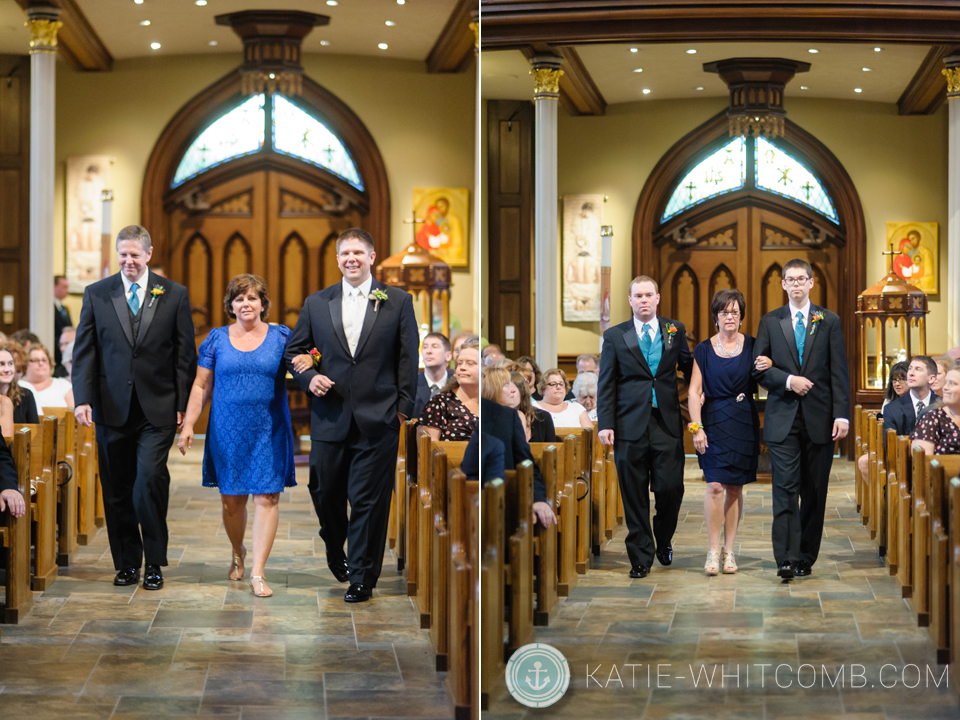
148 285 165 308
665 322 678 346
371 288 388 312
309 348 321 367
809 311 824 335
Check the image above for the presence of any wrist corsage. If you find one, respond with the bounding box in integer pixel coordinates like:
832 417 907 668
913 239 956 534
309 348 321 367
687 422 703 434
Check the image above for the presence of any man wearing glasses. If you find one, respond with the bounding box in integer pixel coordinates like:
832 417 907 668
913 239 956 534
753 259 850 579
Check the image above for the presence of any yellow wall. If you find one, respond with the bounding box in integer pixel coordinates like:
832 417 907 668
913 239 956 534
555 96 951 355
54 52 477 335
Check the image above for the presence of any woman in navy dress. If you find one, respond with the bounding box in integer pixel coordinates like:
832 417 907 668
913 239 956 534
179 274 296 597
687 289 771 576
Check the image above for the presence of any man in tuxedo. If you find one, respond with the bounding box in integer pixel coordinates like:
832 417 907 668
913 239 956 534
53 275 72 377
72 225 197 590
413 332 451 418
285 228 418 603
753 258 850 579
884 355 938 440
598 276 693 578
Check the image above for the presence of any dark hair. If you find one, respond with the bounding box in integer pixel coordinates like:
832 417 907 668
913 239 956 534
710 288 746 328
783 258 813 278
336 228 375 253
54 275 67 285
911 355 938 377
517 355 542 388
0 341 25 404
885 361 910 402
10 329 40 347
223 274 270 321
423 332 451 353
511 370 541 430
629 275 659 294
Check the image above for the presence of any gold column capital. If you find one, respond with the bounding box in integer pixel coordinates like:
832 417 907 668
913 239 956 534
25 3 62 55
530 67 564 97
469 21 479 53
944 67 960 98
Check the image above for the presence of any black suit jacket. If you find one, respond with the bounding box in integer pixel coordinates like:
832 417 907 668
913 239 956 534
72 271 197 427
481 398 546 503
598 317 694 442
412 371 448 419
54 302 72 365
753 304 850 445
284 278 419 441
0 436 19 494
883 390 938 445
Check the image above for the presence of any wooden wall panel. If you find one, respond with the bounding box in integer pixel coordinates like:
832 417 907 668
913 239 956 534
280 233 308 328
0 58 29 336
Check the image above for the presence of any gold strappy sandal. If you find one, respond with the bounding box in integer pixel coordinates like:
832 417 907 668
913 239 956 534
229 546 246 581
249 575 272 597
704 550 720 576
721 550 738 574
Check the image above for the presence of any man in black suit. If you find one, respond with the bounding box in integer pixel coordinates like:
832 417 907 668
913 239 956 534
53 275 73 377
598 275 693 578
753 258 850 579
412 332 451 418
0 437 26 519
72 225 197 591
883 355 939 439
285 228 419 603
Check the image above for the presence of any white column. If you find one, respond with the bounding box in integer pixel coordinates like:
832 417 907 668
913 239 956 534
946 57 960 350
471 21 481 335
27 6 61 351
530 56 563 370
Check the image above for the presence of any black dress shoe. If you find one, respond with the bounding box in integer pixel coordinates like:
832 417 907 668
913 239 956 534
142 564 164 591
344 582 372 603
327 558 349 583
777 561 795 579
655 545 673 566
629 564 650 579
794 561 812 577
114 567 140 586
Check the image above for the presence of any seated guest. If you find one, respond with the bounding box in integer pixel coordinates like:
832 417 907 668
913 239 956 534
884 355 938 438
512 371 556 442
911 366 960 455
419 338 479 441
62 331 76 381
573 371 598 422
576 353 600 376
483 367 554 441
0 342 39 423
516 355 543 400
9 330 39 352
534 368 591 429
413 332 452 418
481 396 556 526
932 355 954 396
482 343 504 367
882 361 909 410
451 330 473 362
0 432 26 518
54 327 76 379
20 344 74 412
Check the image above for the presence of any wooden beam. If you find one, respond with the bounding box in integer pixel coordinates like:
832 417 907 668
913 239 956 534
16 0 112 72
480 1 960 49
519 47 607 116
898 44 957 116
426 0 475 73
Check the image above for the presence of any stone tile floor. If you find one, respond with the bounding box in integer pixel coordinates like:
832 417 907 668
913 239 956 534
484 459 960 719
0 442 453 719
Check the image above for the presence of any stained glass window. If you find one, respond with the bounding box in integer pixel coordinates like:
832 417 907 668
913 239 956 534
661 137 746 222
755 136 838 222
272 94 364 191
171 94 265 187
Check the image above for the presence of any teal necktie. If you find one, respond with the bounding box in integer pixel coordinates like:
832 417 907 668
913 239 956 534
128 283 140 314
794 311 805 364
640 323 652 356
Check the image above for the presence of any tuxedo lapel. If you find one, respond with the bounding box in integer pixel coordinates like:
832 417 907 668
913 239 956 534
778 307 801 371
110 276 135 348
798 305 825 375
327 287 351 357
622 322 651 375
136 272 159 347
353 280 384 359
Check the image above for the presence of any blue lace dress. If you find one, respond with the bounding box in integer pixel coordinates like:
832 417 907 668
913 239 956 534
198 324 296 494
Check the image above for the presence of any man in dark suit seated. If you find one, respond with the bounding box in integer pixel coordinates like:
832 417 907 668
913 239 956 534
0 437 26 519
460 429 504 485
883 355 939 439
412 332 451 418
480 397 555 527
53 275 73 378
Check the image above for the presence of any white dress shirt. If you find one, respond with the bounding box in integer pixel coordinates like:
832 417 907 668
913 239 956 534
425 370 448 395
910 388 932 415
342 275 373 357
632 315 659 345
121 270 148 312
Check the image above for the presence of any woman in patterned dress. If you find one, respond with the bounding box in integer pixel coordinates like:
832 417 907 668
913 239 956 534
911 366 960 455
178 275 296 597
418 338 479 441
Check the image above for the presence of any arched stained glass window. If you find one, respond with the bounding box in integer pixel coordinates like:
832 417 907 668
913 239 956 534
755 137 838 222
661 137 745 222
172 94 265 187
273 94 364 191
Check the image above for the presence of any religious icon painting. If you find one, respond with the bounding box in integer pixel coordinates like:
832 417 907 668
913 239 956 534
413 187 470 268
886 221 939 295
562 193 604 322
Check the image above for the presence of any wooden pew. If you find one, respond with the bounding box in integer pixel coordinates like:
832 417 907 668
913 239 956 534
864 410 878 536
428 440 467 670
895 435 914 597
503 461 535 655
76 420 98 545
447 468 479 720
556 426 593 571
388 419 407 559
403 420 420 594
480 478 505 710
557 436 578 596
927 455 960 665
854 403 863 512
884 428 899 576
590 425 607 554
873 413 887 553
56 411 79 566
603 441 619 538
13 416 59 591
94 438 105 529
948 475 960 690
2 428 33 623
527 443 559 626
912 444 931 626
469 490 480 720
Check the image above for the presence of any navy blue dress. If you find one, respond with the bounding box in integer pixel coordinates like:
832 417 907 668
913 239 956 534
693 335 760 485
198 324 297 495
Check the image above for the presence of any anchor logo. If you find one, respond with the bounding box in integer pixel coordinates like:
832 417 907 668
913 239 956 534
524 661 551 691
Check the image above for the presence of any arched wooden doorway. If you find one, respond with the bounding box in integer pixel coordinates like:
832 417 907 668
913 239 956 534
634 112 866 456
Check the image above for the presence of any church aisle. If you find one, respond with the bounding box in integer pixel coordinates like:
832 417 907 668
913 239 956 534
485 460 960 719
0 443 454 719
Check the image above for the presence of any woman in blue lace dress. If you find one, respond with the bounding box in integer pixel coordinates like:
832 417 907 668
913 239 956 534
179 274 296 597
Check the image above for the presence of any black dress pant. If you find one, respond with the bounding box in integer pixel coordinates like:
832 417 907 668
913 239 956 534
767 406 835 566
309 417 399 587
95 391 175 570
613 407 685 568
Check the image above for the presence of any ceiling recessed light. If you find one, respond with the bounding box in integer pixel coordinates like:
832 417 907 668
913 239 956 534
800 85 809 90
686 49 697 54
633 68 642 73
320 40 330 46
208 40 218 46
862 67 872 72
134 0 143 4
808 48 819 54
630 47 638 53
642 88 651 94
385 20 395 26
397 0 405 4
695 86 703 91
874 47 882 52
140 20 150 26
150 42 161 50
854 88 863 93
195 0 206 5
378 43 388 50
326 0 338 5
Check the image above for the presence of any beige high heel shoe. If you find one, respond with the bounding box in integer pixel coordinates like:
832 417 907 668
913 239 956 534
249 575 272 597
721 550 738 574
229 546 246 581
704 550 720 576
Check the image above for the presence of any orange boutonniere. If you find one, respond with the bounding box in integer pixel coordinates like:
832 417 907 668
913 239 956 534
665 322 678 346
148 285 165 308
810 311 824 335
309 348 321 367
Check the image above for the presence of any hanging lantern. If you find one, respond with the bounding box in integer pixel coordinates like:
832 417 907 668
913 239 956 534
377 242 451 339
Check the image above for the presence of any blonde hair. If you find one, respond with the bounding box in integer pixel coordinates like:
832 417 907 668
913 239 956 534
482 367 513 403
